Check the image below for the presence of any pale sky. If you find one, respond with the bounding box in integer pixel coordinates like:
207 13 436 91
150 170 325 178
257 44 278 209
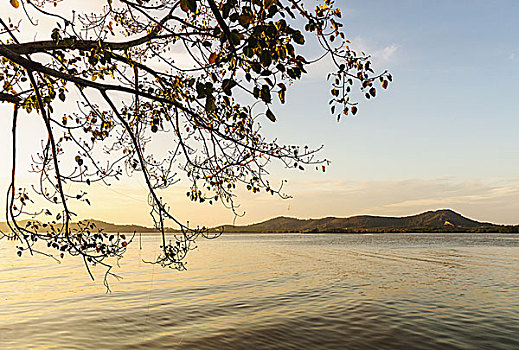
1 0 519 226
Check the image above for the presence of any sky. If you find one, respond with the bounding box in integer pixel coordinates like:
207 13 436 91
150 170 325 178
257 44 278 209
1 0 519 226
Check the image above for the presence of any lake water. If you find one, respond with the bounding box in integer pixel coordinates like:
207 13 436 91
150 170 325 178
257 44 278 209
1 233 519 349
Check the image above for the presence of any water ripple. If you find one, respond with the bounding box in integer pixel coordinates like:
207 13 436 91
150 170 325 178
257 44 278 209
1 233 518 349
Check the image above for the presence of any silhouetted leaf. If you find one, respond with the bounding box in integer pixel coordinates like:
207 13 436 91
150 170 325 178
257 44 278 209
292 31 305 45
264 0 275 10
238 14 252 27
266 109 276 122
180 0 197 13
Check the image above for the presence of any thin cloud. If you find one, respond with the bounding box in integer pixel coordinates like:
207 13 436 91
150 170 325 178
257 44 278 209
303 39 399 79
381 44 399 61
351 36 400 64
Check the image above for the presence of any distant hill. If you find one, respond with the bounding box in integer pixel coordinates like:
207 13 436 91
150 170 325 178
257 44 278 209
0 219 177 234
214 209 514 233
74 219 179 233
1 210 516 234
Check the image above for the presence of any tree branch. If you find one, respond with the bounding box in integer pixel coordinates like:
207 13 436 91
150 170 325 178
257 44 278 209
0 92 19 104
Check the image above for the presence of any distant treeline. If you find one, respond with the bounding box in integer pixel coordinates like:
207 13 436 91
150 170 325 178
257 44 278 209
217 226 519 234
304 226 519 234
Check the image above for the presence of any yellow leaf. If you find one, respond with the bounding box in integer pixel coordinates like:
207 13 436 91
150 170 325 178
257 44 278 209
10 0 19 8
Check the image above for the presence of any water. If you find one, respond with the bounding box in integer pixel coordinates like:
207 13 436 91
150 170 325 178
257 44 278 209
1 233 518 349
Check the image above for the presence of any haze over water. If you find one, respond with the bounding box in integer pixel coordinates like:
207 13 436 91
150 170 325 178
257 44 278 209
1 233 518 349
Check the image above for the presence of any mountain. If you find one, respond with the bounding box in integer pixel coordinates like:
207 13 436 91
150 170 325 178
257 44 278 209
1 210 515 234
0 219 177 234
215 209 506 233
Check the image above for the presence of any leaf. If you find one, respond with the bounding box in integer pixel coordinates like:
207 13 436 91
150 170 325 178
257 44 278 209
222 78 236 95
251 63 261 74
278 89 285 104
369 87 376 97
107 21 115 36
382 80 388 89
208 52 217 64
261 84 271 103
10 0 19 8
266 109 276 122
243 47 254 58
264 0 275 10
292 31 305 45
253 86 260 98
51 29 60 43
62 37 76 47
229 32 242 46
238 14 252 27
205 96 216 112
180 0 197 13
260 51 272 66
351 106 358 115
187 0 197 12
287 68 297 79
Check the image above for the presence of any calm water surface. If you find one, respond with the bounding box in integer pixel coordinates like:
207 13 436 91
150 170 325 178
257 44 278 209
1 233 519 349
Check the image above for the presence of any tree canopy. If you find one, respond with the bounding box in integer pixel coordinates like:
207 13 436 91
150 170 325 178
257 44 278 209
0 0 390 286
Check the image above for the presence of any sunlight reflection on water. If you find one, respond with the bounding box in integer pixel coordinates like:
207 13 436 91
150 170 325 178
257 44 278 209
1 233 519 349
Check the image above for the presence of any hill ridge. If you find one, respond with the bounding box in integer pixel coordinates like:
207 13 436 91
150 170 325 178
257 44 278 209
215 209 502 233
0 209 515 234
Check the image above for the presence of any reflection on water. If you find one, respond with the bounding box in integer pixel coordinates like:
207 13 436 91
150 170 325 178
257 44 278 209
1 233 519 349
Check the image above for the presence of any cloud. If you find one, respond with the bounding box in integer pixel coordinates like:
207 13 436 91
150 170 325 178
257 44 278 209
509 53 516 60
302 41 399 81
381 44 399 61
351 36 400 64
